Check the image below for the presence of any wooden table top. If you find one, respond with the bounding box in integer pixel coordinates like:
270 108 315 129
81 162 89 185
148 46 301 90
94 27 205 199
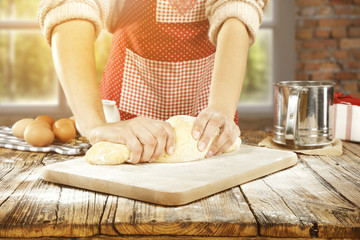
0 130 359 239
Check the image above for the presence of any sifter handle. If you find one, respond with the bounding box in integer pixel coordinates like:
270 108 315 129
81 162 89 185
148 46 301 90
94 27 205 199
285 88 301 146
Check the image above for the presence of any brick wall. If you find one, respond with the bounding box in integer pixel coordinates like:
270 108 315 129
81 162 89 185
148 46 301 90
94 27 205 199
296 0 360 97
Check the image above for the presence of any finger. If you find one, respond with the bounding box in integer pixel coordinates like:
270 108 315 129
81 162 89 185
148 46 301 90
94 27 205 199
207 124 240 157
125 133 143 164
207 139 233 158
197 116 225 152
148 123 168 161
134 127 157 163
192 110 213 140
163 121 175 155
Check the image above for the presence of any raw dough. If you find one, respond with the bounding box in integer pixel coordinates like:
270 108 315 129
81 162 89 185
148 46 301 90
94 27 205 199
85 115 241 165
85 141 130 165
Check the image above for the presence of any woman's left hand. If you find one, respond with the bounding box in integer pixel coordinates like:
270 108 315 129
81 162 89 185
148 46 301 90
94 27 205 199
192 107 240 158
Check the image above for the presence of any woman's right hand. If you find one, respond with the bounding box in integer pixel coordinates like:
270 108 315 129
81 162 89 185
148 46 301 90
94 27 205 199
86 117 175 164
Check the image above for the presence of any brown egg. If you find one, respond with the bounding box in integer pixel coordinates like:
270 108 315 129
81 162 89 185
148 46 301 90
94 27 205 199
53 118 76 130
53 123 76 143
24 125 54 147
12 118 36 139
36 115 55 126
28 120 52 130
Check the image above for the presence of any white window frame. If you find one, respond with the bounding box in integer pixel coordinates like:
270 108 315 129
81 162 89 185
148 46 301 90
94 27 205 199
0 19 71 117
237 0 296 117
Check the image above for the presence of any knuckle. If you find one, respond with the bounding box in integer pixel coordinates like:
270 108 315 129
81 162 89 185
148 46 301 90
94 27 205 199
222 131 232 139
156 129 167 138
209 118 220 128
154 144 166 157
89 131 103 144
160 131 168 138
144 136 157 147
129 143 142 154
153 128 167 139
192 124 201 134
165 123 175 134
200 110 212 118
196 117 208 126
201 136 210 144
164 122 172 129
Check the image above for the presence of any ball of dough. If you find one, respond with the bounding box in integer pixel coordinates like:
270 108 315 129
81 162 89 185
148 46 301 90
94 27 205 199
85 115 241 165
85 141 130 165
154 115 216 163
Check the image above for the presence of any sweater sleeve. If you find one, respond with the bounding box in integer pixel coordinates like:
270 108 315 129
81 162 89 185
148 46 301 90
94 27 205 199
38 0 125 45
205 0 268 46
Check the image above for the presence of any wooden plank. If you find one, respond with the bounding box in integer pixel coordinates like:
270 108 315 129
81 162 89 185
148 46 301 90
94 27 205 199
0 236 355 240
47 187 107 237
113 187 258 237
99 195 121 236
240 130 268 146
0 148 38 179
338 144 360 173
241 180 311 238
0 149 46 207
0 149 106 238
300 154 360 207
0 148 22 179
0 179 61 237
342 141 360 158
241 159 360 239
0 149 48 237
42 152 78 165
0 151 48 238
0 163 109 238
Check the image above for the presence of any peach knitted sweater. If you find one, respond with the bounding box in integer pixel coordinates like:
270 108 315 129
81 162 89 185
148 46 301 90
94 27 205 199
38 0 268 46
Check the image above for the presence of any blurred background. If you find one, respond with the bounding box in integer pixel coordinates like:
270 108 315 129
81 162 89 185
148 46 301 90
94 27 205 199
0 0 359 130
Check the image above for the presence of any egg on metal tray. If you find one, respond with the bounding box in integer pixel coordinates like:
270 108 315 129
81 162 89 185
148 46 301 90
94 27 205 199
52 119 76 143
28 119 52 129
24 124 54 147
53 118 76 129
36 115 55 126
11 118 36 139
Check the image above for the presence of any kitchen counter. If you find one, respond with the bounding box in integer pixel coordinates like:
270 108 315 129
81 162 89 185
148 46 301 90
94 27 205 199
0 130 359 239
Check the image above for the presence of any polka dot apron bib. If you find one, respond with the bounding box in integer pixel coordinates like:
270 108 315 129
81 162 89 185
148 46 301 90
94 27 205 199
100 0 237 123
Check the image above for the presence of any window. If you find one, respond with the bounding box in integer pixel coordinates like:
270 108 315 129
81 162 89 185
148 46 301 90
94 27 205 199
0 0 295 118
238 0 296 116
0 0 59 115
0 0 111 116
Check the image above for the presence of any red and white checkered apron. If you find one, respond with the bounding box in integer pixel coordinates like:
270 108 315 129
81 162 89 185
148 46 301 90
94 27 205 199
100 0 238 123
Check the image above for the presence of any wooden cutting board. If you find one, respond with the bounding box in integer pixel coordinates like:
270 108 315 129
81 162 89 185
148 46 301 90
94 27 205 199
42 145 297 206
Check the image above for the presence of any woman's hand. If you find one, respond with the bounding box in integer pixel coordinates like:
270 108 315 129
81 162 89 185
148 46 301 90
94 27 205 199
87 117 175 164
192 108 240 158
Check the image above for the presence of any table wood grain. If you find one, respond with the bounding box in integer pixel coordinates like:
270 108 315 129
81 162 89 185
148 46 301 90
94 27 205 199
0 130 359 239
